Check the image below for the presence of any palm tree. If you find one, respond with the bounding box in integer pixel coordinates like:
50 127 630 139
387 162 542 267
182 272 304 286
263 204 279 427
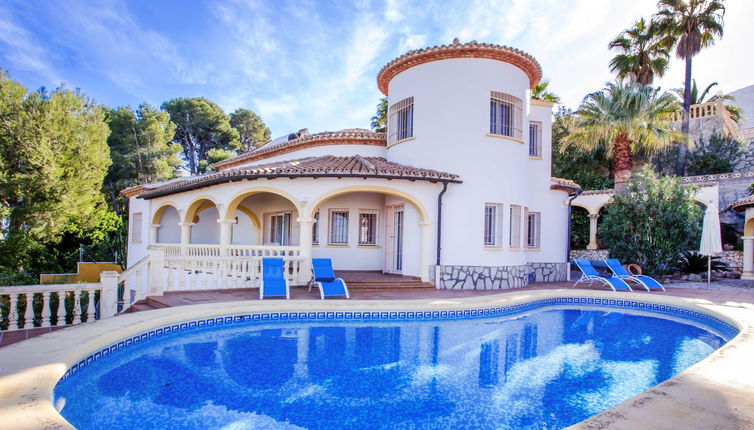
609 17 670 85
531 80 561 103
370 97 387 133
564 82 683 191
672 80 743 123
653 0 725 175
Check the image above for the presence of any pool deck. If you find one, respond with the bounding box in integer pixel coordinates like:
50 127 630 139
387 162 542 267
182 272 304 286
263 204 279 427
2 282 754 429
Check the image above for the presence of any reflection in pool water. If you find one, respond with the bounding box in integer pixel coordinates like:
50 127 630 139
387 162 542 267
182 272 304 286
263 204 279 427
55 309 727 429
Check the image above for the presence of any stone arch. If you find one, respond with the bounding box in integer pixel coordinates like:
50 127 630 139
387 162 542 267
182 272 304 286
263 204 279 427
744 217 754 237
223 187 303 220
307 185 429 222
234 205 261 229
151 201 180 225
184 195 220 224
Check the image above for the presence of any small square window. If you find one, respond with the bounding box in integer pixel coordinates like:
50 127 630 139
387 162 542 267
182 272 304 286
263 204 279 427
526 212 541 248
329 209 349 245
131 212 142 243
484 204 503 247
529 122 542 157
358 210 379 245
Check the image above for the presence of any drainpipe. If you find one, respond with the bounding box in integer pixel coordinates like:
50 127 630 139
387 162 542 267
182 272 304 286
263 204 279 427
436 181 449 266
565 188 583 278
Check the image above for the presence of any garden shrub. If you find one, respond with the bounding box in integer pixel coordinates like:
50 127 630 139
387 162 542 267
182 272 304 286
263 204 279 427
598 166 702 275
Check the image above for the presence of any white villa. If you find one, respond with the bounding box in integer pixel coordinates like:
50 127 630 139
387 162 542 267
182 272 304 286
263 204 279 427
122 40 579 298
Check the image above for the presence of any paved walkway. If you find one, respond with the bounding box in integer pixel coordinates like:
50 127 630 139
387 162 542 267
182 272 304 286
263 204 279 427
2 280 754 349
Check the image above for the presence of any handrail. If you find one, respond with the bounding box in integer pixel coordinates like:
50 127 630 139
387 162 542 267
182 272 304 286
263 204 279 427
0 282 100 293
119 255 150 282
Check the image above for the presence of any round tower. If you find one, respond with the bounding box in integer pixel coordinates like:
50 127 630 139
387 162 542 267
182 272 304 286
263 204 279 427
376 40 559 272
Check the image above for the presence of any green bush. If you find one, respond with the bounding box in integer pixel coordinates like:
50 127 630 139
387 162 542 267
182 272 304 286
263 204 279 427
674 251 729 274
598 166 702 275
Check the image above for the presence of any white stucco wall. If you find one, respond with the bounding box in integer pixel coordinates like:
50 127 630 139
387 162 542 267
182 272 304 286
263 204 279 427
385 57 568 267
126 195 150 267
156 206 181 243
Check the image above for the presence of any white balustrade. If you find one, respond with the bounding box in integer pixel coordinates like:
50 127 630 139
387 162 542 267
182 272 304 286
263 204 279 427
0 283 104 331
160 256 303 292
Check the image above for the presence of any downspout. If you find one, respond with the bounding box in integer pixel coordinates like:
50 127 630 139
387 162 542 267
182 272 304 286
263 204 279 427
565 188 583 279
436 181 449 266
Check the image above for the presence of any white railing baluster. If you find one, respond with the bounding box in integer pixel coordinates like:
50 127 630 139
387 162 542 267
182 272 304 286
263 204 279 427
41 292 52 328
87 289 96 322
24 293 34 329
8 294 18 330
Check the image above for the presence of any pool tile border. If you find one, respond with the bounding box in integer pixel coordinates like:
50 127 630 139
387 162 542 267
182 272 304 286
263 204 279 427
58 296 738 382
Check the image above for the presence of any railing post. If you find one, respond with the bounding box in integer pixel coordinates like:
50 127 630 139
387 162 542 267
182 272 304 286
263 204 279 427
179 222 194 255
150 224 160 244
218 218 235 255
148 246 166 296
99 271 120 318
297 217 315 284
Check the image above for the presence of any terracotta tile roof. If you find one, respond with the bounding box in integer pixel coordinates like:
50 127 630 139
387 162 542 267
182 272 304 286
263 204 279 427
729 196 754 211
550 177 581 193
580 189 615 196
137 155 461 199
213 128 386 170
377 40 542 95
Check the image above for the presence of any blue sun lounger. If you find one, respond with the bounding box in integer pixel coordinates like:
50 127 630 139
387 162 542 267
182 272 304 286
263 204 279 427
260 258 290 299
572 259 632 292
309 258 350 299
604 259 665 292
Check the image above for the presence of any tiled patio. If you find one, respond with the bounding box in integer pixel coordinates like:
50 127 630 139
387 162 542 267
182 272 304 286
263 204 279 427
2 280 753 349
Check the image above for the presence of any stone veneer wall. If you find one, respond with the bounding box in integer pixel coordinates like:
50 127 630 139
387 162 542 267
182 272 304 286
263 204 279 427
568 249 743 273
433 263 568 290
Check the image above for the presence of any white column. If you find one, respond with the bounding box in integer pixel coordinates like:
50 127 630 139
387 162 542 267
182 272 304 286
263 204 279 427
587 213 600 250
148 246 165 296
218 219 235 255
419 220 432 282
297 217 315 284
99 271 120 318
179 222 194 255
150 224 160 244
742 236 754 280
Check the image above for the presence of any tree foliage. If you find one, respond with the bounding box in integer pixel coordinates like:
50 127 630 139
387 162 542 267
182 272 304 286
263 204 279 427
598 167 702 275
563 81 681 189
0 70 112 242
672 79 743 123
230 108 270 152
105 104 181 214
685 132 744 175
609 17 669 85
531 80 561 103
653 0 726 175
162 97 239 175
370 97 387 133
552 108 613 190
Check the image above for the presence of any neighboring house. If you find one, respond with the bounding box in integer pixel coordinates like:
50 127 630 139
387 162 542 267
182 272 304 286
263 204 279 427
122 40 578 294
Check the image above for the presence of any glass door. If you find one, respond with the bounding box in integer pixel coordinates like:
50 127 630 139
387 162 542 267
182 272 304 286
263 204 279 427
270 212 290 245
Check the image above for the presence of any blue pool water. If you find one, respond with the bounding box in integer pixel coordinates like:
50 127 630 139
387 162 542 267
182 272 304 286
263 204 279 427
54 307 731 430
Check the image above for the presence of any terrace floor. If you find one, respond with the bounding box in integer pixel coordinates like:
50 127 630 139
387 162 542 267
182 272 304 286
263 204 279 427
2 278 753 349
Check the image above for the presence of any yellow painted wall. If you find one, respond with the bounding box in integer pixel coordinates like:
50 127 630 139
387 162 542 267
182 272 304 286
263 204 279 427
40 262 123 284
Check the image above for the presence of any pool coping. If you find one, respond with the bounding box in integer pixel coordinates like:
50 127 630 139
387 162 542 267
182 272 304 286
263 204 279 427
0 289 753 429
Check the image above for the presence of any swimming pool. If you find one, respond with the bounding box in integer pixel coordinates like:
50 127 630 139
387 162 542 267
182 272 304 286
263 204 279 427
53 300 736 430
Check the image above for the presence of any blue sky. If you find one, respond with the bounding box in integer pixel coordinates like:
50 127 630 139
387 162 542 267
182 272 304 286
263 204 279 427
1 0 752 137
